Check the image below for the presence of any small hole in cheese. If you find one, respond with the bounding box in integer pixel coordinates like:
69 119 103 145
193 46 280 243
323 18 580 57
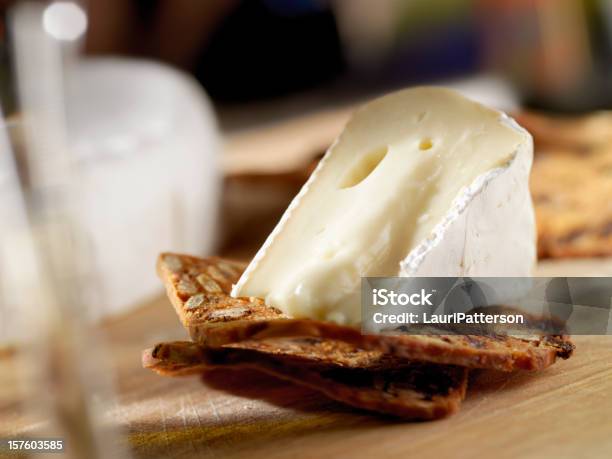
419 138 433 150
339 146 388 189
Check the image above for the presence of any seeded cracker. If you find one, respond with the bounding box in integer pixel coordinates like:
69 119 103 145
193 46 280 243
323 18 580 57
156 253 573 372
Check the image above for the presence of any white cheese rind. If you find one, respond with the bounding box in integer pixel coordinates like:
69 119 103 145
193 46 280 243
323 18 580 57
401 114 535 277
232 87 535 325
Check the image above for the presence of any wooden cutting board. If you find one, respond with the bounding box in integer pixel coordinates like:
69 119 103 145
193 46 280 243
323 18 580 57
1 260 612 459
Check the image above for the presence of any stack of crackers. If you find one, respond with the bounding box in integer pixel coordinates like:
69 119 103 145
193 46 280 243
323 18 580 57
143 254 574 420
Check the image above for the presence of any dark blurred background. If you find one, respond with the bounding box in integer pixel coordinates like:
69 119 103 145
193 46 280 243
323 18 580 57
85 0 612 110
2 0 612 122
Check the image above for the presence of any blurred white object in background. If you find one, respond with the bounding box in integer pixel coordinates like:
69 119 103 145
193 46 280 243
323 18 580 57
0 119 29 344
43 1 88 41
2 61 220 338
66 58 220 319
446 75 519 113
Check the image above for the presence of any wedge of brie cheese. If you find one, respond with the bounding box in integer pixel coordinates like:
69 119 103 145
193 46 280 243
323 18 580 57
232 87 535 325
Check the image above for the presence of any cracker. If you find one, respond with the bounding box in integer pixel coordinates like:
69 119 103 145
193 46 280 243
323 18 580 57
531 148 612 258
142 339 468 420
515 111 612 152
516 110 612 258
158 253 574 372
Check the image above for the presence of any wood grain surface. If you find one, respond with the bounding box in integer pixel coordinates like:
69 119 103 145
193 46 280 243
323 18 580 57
1 286 611 459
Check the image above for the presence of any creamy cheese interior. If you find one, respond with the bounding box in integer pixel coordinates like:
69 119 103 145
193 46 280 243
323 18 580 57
232 87 530 325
